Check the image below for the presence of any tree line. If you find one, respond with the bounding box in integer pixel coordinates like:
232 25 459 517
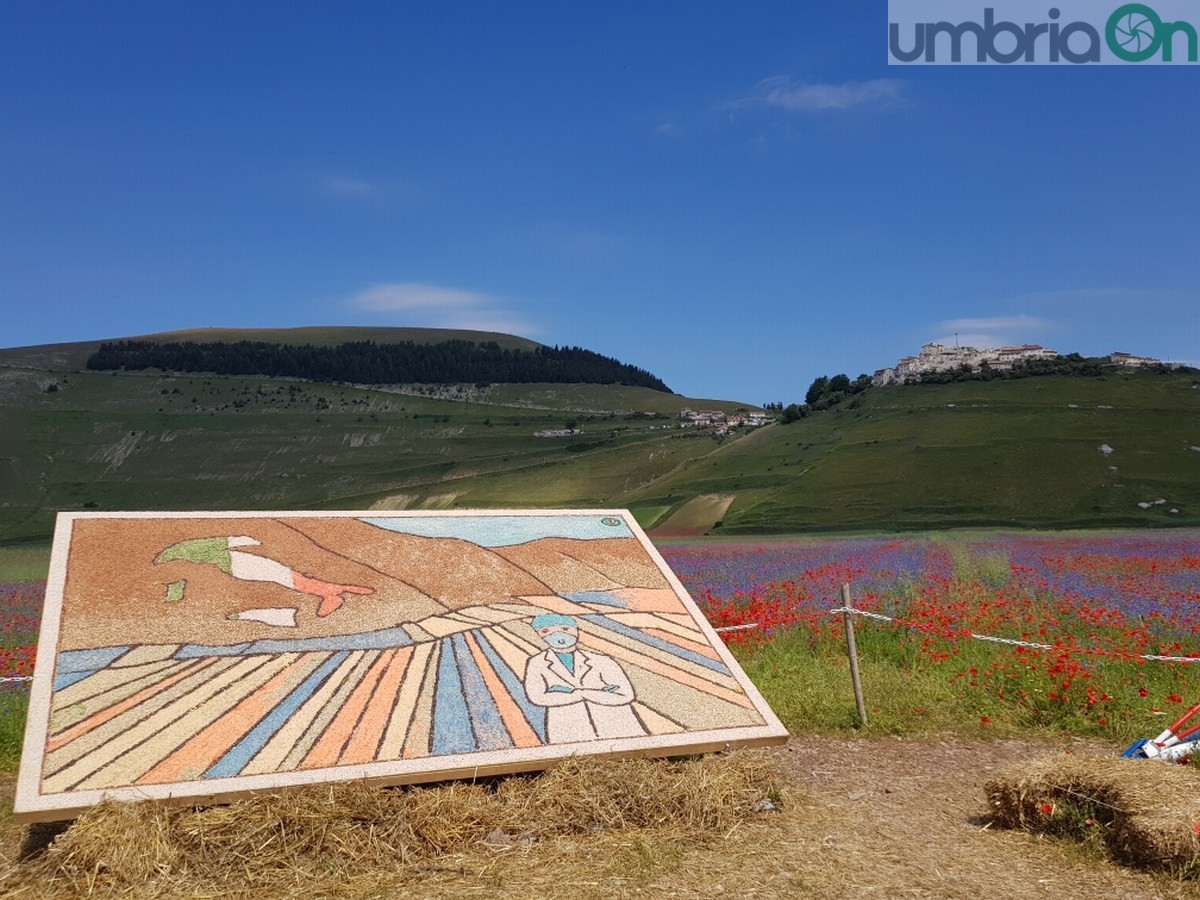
86 339 673 392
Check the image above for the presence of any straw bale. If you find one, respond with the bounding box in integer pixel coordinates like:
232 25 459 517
493 753 776 835
985 752 1200 875
2 751 782 898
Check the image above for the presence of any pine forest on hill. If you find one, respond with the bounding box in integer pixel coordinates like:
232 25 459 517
85 339 671 392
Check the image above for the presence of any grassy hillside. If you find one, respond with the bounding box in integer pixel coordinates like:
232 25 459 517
626 371 1200 533
1 333 1197 542
0 364 752 542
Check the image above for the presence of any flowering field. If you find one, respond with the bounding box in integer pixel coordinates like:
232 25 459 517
0 580 41 764
660 532 1200 738
0 581 41 680
1 532 1198 760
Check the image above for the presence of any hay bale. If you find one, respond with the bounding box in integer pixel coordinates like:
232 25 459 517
38 799 183 884
494 753 776 835
7 751 781 896
985 753 1200 875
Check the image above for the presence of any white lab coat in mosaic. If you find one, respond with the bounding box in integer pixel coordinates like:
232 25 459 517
524 647 647 743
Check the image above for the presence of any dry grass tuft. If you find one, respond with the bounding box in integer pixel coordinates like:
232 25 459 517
0 752 782 898
986 753 1200 876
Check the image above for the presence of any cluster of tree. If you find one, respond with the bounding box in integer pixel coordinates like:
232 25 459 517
806 373 872 406
776 372 872 422
915 353 1106 383
86 340 673 392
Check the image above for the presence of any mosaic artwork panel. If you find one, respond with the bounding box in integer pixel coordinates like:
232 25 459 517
16 510 787 822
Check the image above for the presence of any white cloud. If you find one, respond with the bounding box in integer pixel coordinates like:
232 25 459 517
321 176 379 199
936 314 1050 334
347 282 542 336
931 314 1052 349
352 283 489 312
733 77 905 112
931 332 1009 349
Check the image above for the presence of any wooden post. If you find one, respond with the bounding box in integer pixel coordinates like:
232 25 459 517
841 582 868 727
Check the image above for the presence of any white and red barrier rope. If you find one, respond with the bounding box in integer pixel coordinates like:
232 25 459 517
715 604 1200 664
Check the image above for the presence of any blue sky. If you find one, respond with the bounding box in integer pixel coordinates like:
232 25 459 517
364 513 633 547
2 2 1197 404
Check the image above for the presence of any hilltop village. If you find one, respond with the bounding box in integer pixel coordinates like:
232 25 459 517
872 343 1176 386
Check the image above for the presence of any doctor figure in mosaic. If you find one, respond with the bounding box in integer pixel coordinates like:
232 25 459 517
524 613 648 743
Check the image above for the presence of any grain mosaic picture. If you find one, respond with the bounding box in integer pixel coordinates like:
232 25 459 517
16 510 787 822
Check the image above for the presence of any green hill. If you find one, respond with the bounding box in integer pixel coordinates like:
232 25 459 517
626 372 1200 533
1 329 1197 542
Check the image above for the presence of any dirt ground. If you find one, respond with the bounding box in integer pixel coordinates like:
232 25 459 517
2 735 1200 899
762 733 1200 900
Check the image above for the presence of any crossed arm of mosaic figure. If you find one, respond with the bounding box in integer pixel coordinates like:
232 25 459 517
524 650 637 707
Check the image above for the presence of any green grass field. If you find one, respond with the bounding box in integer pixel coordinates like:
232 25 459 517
0 545 51 581
2 331 1198 542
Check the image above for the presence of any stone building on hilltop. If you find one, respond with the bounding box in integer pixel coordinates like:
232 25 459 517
873 342 1058 386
